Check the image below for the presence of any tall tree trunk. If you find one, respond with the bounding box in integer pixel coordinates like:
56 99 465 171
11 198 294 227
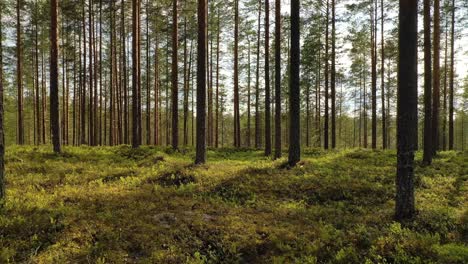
35 2 41 145
324 0 329 150
146 0 151 145
448 0 455 150
442 14 448 151
183 19 188 146
331 0 336 149
81 0 87 145
264 0 271 155
396 0 418 221
423 0 433 165
274 0 281 159
371 0 377 149
154 33 160 145
132 0 140 148
381 0 386 149
289 0 300 166
432 0 441 154
16 0 24 145
255 0 261 149
171 0 179 150
195 0 207 164
215 12 220 148
122 0 129 145
234 0 241 148
0 7 5 201
50 0 61 153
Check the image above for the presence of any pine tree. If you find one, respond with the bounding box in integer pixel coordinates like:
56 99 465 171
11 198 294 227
195 0 207 164
50 0 61 153
289 0 300 166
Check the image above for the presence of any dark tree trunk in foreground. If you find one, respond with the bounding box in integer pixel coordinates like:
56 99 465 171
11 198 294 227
172 0 179 150
50 0 61 153
423 0 432 165
132 0 140 148
289 0 300 166
264 0 271 156
195 0 207 164
396 0 418 221
448 0 455 150
0 9 5 202
17 0 24 145
432 0 440 155
274 0 281 159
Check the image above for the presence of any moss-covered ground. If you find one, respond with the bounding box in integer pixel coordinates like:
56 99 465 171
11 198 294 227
0 146 467 263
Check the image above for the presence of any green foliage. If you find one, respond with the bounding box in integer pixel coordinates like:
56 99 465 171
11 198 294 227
0 146 466 263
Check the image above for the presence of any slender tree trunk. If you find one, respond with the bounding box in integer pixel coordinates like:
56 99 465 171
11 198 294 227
381 0 386 149
195 0 207 164
396 0 418 221
183 19 188 146
146 0 151 145
423 0 433 164
171 0 179 150
274 0 281 159
264 0 271 155
331 0 336 149
81 0 87 145
234 0 241 148
432 0 441 154
132 0 140 148
154 33 160 145
0 8 5 202
247 39 252 148
442 15 448 151
448 0 455 150
35 3 41 145
16 0 24 145
289 0 300 166
371 0 377 149
215 12 220 148
255 0 262 149
324 0 329 150
50 0 61 153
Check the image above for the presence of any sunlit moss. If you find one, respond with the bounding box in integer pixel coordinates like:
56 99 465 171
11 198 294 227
0 145 466 263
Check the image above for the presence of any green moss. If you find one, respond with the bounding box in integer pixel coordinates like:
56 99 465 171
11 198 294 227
0 146 466 263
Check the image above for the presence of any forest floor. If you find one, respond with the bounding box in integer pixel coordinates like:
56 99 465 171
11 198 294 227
0 146 467 263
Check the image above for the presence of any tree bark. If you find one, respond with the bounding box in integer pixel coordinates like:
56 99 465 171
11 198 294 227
448 0 455 150
432 0 441 154
171 0 179 150
132 0 141 148
324 0 329 150
0 7 5 202
234 0 241 148
396 0 418 221
264 0 271 155
195 0 207 164
274 0 281 159
289 0 300 166
423 0 432 165
331 0 336 149
50 0 61 153
255 0 262 149
16 0 24 145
